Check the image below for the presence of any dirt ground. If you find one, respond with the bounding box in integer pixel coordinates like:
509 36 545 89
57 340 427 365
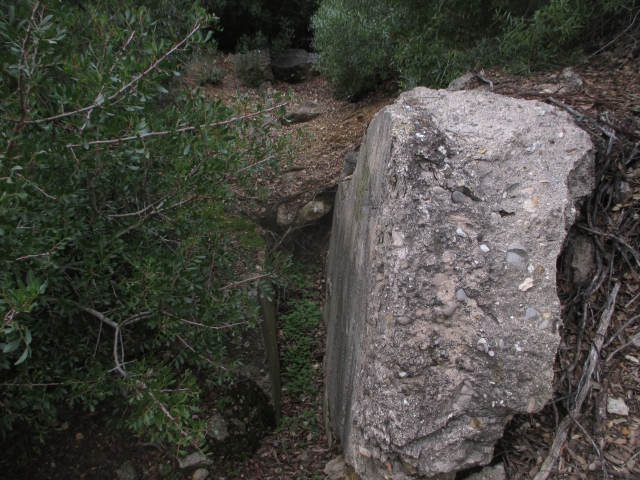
2 47 639 480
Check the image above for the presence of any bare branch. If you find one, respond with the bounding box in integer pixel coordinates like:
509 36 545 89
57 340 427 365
175 334 220 368
107 197 169 218
15 22 202 126
14 173 58 200
533 283 619 480
220 274 271 291
177 318 249 331
13 252 50 262
214 155 276 185
82 307 118 329
66 105 288 148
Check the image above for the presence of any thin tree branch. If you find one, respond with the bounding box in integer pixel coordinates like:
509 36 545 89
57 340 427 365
82 307 118 329
107 196 169 218
14 22 202 126
14 173 58 200
220 274 271 291
65 105 288 148
12 252 50 262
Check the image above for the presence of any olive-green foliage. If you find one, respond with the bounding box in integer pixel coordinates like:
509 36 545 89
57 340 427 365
0 0 291 453
280 298 321 396
235 50 271 87
312 0 638 97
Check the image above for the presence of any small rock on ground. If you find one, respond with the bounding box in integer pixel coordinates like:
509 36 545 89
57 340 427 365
285 102 322 124
607 396 629 416
467 463 507 480
325 455 346 480
206 412 229 441
181 452 213 470
117 461 138 480
192 468 210 480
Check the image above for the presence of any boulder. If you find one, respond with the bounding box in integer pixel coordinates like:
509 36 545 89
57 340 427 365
285 101 323 124
447 72 476 91
325 87 594 479
272 49 317 83
180 452 213 470
277 199 333 227
206 412 229 441
467 464 507 480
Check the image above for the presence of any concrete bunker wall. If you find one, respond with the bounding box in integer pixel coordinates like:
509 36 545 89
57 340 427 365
325 88 595 479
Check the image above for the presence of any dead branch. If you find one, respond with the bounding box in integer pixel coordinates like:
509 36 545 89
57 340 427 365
534 283 619 480
220 273 271 291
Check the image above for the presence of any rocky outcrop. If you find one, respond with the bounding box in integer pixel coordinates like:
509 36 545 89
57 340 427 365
285 101 323 124
272 49 317 83
325 87 594 479
180 452 213 470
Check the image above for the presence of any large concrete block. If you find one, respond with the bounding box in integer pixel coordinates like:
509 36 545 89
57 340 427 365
325 87 594 479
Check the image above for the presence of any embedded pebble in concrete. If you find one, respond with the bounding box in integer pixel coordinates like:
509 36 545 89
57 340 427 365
538 319 550 330
518 277 534 291
443 303 457 316
524 307 538 320
325 86 594 480
456 289 468 302
451 191 469 204
506 243 528 265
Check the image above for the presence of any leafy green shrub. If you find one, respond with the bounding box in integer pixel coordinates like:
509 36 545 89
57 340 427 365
311 0 396 97
0 0 291 453
280 298 321 396
236 49 273 87
312 0 639 96
200 65 225 85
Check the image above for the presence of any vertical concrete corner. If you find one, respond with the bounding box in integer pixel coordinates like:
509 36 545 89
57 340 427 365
325 88 594 479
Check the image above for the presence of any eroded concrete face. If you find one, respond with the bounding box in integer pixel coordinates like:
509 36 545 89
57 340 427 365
325 88 594 479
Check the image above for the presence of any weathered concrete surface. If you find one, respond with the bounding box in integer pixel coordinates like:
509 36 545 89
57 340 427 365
325 87 594 479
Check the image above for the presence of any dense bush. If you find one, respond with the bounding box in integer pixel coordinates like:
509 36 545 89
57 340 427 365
0 0 292 453
203 0 319 52
312 0 639 97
